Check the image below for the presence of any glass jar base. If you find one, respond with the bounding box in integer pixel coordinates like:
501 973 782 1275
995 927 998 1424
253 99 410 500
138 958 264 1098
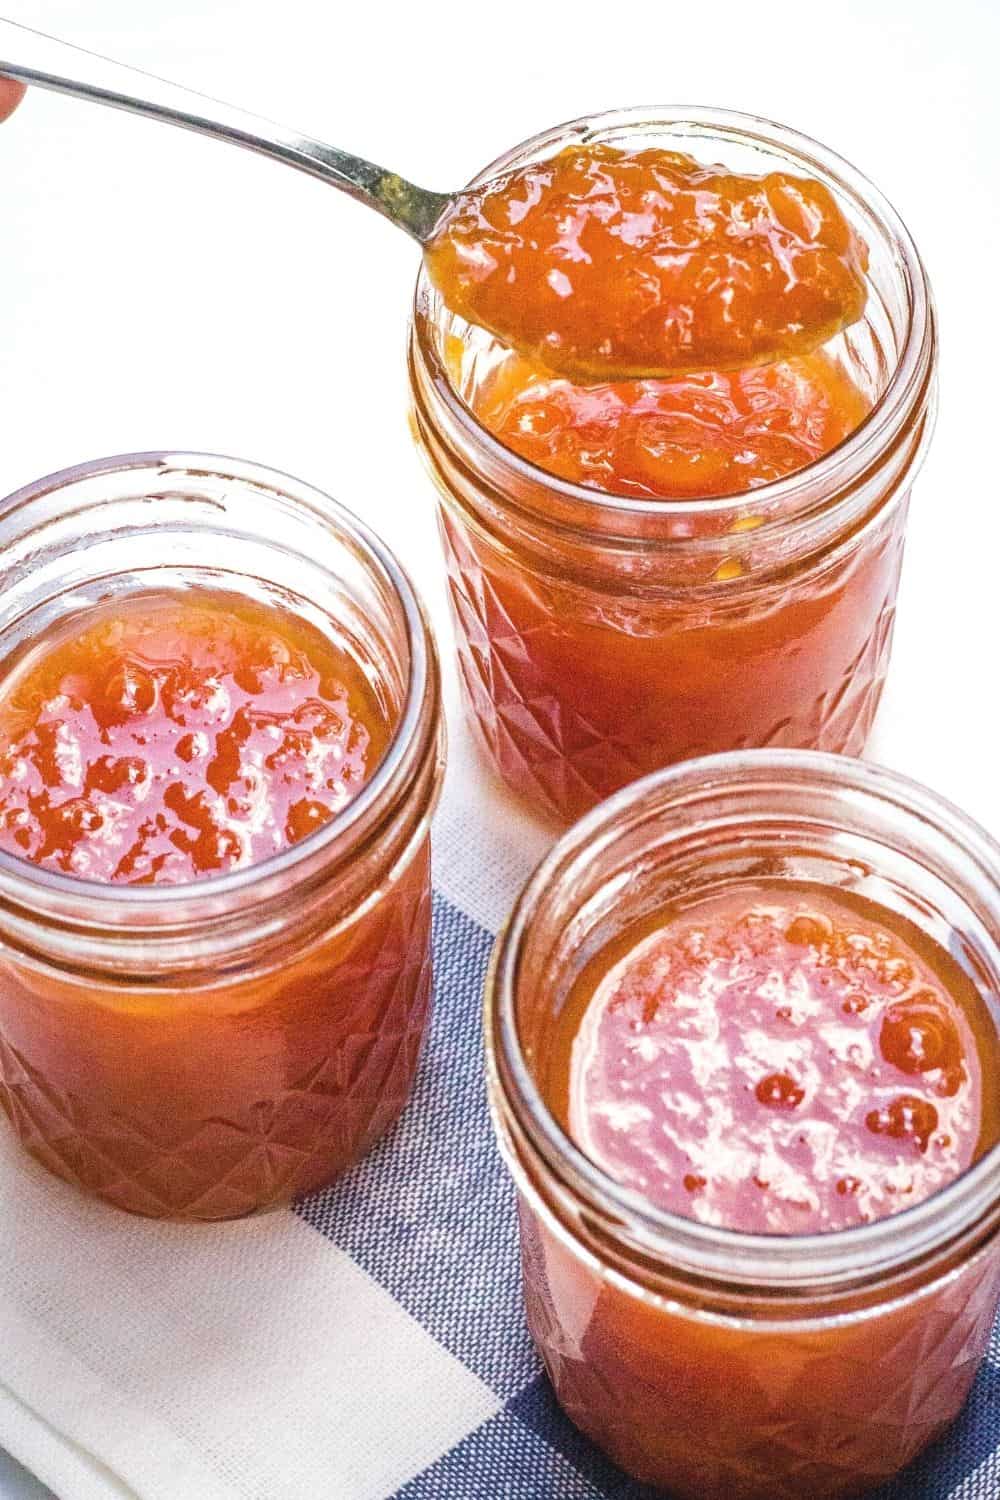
521 1201 997 1500
0 928 431 1223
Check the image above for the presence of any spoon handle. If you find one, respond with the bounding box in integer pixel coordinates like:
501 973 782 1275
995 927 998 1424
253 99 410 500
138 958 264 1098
0 18 449 242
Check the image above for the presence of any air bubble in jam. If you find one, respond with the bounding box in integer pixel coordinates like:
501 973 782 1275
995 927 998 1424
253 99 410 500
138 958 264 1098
0 591 391 885
546 882 999 1234
754 1072 805 1110
784 914 832 947
427 144 869 381
879 992 964 1090
865 1094 940 1153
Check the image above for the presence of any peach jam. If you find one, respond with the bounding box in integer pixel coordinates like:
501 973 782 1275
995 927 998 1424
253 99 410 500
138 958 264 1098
472 349 870 503
487 753 1000 1499
411 109 936 823
0 453 443 1220
425 143 869 381
0 592 391 884
548 885 998 1236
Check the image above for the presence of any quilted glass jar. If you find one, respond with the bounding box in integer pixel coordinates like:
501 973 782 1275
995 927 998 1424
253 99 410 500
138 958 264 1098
410 107 937 824
486 751 1000 1499
0 453 444 1220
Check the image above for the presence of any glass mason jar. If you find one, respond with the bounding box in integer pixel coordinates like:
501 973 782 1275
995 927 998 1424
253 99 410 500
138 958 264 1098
485 751 1000 1500
410 108 938 825
0 452 444 1221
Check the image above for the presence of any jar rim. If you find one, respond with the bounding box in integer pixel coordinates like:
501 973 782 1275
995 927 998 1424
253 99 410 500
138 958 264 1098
0 450 438 922
413 104 935 539
486 750 1000 1290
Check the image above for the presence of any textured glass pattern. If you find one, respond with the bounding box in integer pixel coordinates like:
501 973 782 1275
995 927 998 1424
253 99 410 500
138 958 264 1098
440 504 906 823
519 1197 1000 1500
0 848 433 1220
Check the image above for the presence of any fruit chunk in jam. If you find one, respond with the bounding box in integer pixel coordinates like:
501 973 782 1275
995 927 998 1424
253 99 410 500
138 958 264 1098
426 144 869 382
475 349 870 500
547 883 998 1235
0 592 390 884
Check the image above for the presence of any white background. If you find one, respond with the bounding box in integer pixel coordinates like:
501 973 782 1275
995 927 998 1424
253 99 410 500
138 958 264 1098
0 0 997 1494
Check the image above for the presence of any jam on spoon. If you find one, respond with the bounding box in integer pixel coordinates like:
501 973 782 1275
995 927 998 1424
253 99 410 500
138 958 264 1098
426 144 869 381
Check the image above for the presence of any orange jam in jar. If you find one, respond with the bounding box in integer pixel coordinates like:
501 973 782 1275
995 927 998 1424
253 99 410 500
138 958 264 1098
411 109 937 823
487 753 1000 1500
549 886 998 1236
0 454 443 1220
471 349 870 502
0 592 392 884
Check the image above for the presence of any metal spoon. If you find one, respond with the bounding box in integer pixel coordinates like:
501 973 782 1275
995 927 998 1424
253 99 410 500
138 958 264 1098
0 17 450 242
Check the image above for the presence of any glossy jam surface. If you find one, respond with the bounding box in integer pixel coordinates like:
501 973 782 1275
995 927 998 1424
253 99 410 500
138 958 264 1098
0 592 390 884
475 349 869 500
547 885 997 1234
427 145 868 381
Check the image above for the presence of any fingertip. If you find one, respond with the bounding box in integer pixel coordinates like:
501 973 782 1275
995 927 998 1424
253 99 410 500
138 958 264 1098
0 78 26 123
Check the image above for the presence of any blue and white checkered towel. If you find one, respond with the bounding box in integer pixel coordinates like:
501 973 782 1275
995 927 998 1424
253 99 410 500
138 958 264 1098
0 686 997 1500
